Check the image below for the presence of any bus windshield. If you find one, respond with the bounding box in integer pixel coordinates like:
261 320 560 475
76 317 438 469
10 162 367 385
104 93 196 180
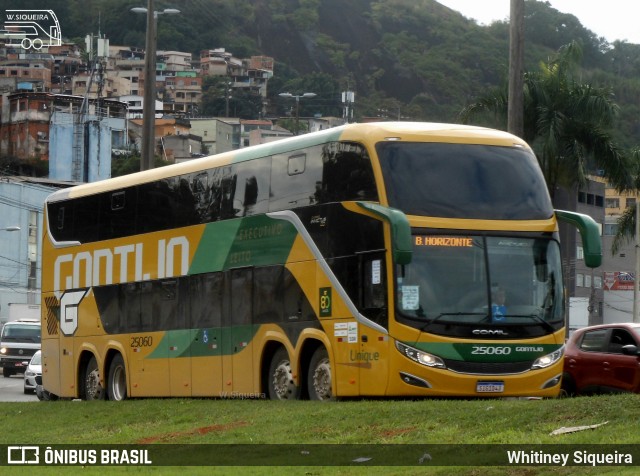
376 142 554 220
396 234 564 335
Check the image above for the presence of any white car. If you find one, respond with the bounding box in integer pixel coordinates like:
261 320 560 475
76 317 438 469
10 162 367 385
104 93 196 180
23 350 42 394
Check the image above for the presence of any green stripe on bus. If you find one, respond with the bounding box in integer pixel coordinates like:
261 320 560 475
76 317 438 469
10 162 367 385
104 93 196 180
409 342 562 362
147 325 259 359
189 215 298 274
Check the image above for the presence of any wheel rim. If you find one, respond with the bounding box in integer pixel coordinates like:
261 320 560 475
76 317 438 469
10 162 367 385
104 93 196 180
272 359 296 400
85 361 102 400
311 357 332 400
111 366 126 401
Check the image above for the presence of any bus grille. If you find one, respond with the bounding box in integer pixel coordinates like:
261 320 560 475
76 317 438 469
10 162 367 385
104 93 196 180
443 359 533 375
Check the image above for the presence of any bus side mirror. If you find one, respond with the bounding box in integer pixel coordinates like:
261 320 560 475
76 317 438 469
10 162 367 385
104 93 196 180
555 209 602 268
357 202 412 265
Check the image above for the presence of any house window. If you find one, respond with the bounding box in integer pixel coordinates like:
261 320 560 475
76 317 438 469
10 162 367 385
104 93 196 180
604 223 619 235
595 195 604 207
576 274 584 287
577 246 584 260
627 198 636 208
606 198 620 208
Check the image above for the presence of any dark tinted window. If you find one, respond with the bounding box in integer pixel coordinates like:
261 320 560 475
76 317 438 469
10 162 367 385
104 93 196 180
190 273 224 328
377 142 553 219
48 141 378 244
270 142 377 211
608 329 637 353
230 268 252 325
100 189 137 241
253 266 284 324
319 142 377 203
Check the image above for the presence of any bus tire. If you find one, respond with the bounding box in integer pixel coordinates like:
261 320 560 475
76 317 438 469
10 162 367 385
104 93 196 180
307 347 333 401
107 354 127 401
83 356 105 401
268 347 300 400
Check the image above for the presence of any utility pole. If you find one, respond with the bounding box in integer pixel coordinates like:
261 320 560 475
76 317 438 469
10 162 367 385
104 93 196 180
141 0 156 171
508 0 524 137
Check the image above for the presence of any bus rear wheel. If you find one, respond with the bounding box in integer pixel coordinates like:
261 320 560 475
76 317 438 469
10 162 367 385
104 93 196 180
107 354 127 401
83 356 105 400
268 348 300 400
307 347 333 401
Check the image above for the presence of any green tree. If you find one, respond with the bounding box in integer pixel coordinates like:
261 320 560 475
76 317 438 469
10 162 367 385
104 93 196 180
461 41 632 200
201 76 263 119
612 148 640 254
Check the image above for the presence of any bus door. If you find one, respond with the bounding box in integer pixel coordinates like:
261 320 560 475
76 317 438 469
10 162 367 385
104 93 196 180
126 282 170 396
190 273 224 396
163 278 192 397
225 268 255 395
356 251 390 395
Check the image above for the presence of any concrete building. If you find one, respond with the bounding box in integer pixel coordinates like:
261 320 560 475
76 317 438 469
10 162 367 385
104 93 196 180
554 180 606 331
48 95 128 182
599 180 639 323
0 177 69 325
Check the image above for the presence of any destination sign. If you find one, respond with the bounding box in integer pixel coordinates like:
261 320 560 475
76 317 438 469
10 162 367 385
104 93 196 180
414 236 473 247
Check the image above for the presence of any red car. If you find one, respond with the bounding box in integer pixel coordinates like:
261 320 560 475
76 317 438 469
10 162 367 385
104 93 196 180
562 323 640 396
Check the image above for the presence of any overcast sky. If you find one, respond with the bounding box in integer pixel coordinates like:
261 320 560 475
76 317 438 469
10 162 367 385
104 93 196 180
437 0 640 44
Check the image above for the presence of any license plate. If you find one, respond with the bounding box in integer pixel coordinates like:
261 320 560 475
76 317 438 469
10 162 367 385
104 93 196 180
476 381 504 393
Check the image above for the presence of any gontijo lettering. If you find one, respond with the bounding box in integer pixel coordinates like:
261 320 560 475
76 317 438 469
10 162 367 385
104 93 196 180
53 236 189 296
414 236 473 247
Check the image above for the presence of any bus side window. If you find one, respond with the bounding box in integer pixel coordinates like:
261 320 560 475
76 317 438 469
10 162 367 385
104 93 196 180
321 142 377 203
362 253 388 328
253 266 284 324
73 194 100 243
270 147 324 210
190 272 224 328
230 268 253 326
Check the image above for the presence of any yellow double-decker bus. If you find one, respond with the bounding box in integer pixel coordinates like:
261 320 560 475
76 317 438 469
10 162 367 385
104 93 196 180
40 122 601 401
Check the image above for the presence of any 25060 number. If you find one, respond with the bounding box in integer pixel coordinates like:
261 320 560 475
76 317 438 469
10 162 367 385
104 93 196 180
471 346 512 355
130 336 153 348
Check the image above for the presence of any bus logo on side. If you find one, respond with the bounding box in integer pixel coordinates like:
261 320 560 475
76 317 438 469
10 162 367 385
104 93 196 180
319 287 332 317
3 10 62 50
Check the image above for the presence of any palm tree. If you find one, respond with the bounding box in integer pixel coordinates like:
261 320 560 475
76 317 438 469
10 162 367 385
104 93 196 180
612 148 640 254
461 41 633 200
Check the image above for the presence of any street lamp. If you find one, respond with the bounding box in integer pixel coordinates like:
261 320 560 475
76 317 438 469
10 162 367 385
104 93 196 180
1 226 20 232
279 92 316 135
131 1 180 171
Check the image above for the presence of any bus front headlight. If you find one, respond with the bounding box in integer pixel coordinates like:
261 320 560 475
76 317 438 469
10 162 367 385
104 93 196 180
395 341 446 368
531 346 564 370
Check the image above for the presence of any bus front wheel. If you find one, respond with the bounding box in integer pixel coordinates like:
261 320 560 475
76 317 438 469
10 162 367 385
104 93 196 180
107 354 127 401
268 348 300 400
307 347 333 401
83 356 105 400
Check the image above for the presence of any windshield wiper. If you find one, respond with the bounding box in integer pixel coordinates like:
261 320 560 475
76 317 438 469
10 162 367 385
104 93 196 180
501 313 556 333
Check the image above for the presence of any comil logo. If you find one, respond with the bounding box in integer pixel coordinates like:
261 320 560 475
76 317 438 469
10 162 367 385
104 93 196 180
3 10 61 50
7 446 39 465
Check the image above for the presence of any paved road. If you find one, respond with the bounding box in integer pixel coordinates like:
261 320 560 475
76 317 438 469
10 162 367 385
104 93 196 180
0 372 39 402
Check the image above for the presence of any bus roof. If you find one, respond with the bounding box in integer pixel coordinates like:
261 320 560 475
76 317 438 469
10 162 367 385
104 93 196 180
46 121 529 203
